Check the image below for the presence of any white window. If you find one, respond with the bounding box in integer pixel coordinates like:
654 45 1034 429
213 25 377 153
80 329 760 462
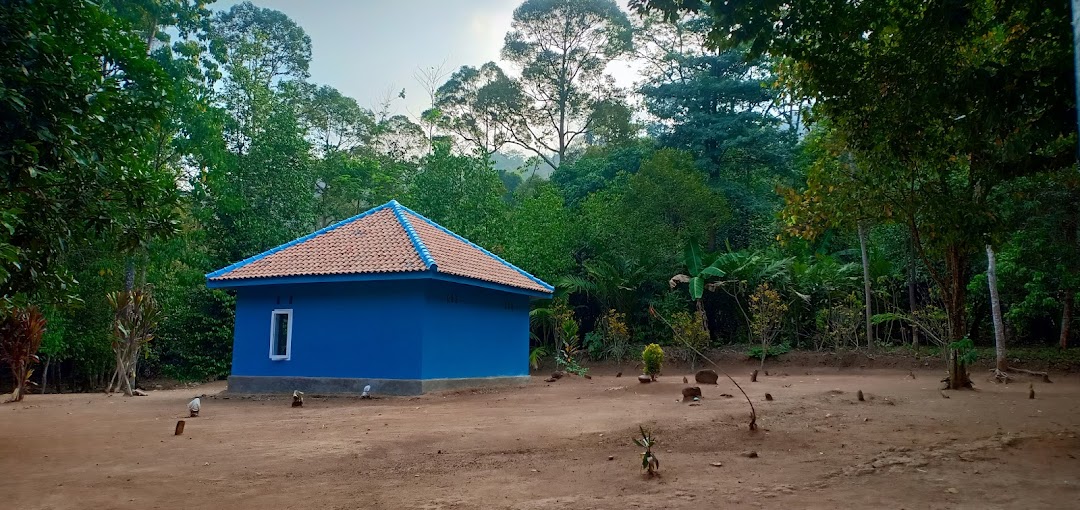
269 309 293 360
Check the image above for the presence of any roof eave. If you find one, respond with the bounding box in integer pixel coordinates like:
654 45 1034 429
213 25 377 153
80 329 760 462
206 270 554 298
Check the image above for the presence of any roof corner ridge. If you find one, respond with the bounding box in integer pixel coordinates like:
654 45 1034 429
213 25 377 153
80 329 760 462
391 202 437 271
398 205 554 293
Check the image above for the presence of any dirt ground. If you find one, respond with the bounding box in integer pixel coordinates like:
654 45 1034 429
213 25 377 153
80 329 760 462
3 366 1079 510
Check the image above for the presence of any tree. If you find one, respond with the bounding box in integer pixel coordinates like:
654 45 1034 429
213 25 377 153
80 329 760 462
499 0 633 168
434 62 522 157
0 0 175 302
106 288 160 396
213 1 311 153
504 183 578 283
405 142 509 250
636 14 796 248
986 244 1006 375
639 0 1076 388
289 83 376 155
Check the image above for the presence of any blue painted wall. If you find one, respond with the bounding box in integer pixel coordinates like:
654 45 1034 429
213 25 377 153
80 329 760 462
421 281 530 379
231 281 424 379
230 279 531 381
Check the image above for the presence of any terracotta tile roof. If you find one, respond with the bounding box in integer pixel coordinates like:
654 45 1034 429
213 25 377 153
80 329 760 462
402 210 552 294
207 201 554 295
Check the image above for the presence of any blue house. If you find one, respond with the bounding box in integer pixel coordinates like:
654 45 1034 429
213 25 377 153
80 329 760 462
206 200 554 395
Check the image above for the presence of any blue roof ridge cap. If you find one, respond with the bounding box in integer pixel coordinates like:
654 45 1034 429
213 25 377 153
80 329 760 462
397 204 555 293
205 202 393 280
390 201 437 271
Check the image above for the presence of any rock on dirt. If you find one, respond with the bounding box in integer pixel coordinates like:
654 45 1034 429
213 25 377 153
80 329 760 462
682 387 702 401
550 372 565 380
741 451 759 458
695 369 719 384
638 375 652 383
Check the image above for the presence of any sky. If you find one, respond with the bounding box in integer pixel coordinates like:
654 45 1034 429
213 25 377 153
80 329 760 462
213 0 640 121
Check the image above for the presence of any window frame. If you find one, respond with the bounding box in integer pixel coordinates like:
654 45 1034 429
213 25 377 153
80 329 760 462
269 308 293 361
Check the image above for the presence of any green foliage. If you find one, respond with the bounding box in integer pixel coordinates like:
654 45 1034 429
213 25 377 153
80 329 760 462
0 0 176 300
584 331 605 361
746 343 790 361
750 282 788 368
405 142 508 250
433 62 517 156
633 425 659 475
670 311 709 353
504 183 577 283
529 345 548 371
501 0 632 167
585 309 634 362
948 338 978 366
556 316 588 376
642 343 664 378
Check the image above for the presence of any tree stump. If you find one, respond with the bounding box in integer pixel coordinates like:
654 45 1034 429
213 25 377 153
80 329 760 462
751 370 759 382
175 420 185 436
857 390 865 402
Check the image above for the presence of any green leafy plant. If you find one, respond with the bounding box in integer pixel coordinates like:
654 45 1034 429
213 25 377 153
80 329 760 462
642 343 664 380
556 317 588 376
633 426 659 476
746 343 791 360
669 311 709 370
584 330 605 360
599 308 632 363
749 282 788 370
948 337 978 366
529 345 548 371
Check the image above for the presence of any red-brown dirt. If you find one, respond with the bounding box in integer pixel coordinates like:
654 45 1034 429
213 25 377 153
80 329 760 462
3 367 1079 509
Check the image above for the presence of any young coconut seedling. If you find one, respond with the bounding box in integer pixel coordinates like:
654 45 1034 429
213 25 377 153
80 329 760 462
633 426 659 476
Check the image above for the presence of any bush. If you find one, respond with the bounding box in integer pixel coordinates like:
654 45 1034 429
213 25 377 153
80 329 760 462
746 343 790 360
600 309 632 362
585 330 605 360
642 343 664 380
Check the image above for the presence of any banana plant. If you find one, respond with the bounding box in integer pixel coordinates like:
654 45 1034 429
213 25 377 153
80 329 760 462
668 240 727 335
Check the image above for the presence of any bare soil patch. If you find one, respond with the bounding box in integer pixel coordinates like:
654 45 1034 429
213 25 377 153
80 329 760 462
2 367 1079 509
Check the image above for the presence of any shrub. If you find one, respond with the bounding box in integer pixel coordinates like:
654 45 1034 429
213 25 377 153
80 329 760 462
750 282 788 370
669 310 709 369
600 309 632 362
585 331 605 360
642 343 664 380
0 305 47 401
746 343 790 360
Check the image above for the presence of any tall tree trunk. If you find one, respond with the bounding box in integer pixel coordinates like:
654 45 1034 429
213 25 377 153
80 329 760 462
908 235 919 348
1061 291 1074 349
125 257 136 293
944 244 971 389
986 245 1007 372
41 356 50 395
858 222 873 349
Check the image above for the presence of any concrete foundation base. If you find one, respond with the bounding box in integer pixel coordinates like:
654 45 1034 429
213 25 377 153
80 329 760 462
226 375 529 396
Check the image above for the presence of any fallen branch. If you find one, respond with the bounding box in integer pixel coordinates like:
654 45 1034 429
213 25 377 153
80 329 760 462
650 306 757 431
